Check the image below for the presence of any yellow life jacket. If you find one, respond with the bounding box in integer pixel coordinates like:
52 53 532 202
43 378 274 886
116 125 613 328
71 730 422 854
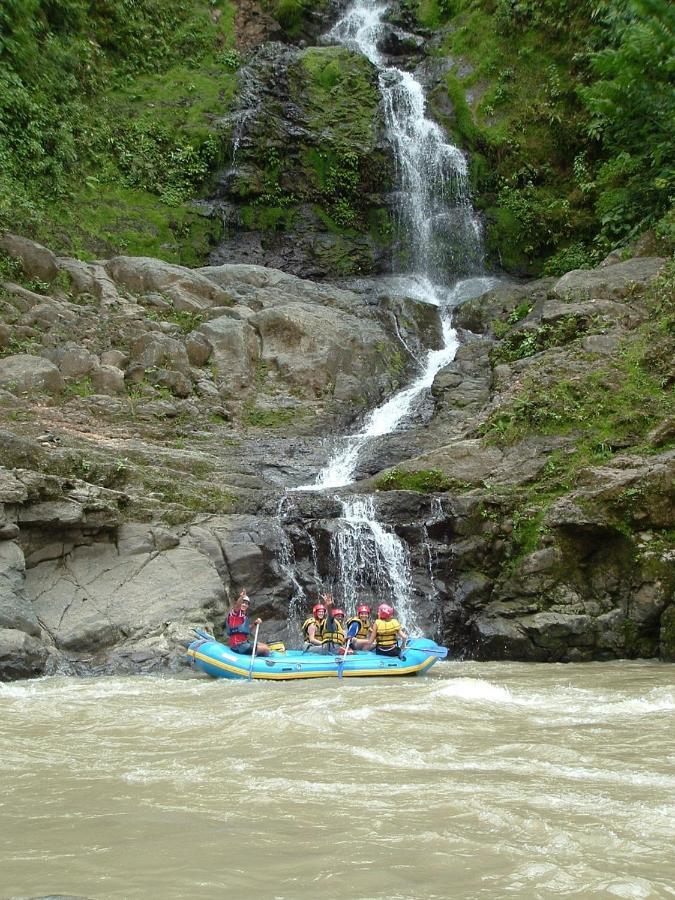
322 617 345 646
374 618 401 650
302 616 324 641
346 616 370 640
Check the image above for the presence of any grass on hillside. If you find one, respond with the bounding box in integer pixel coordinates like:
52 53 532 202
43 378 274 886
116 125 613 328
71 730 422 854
480 262 675 484
0 0 238 263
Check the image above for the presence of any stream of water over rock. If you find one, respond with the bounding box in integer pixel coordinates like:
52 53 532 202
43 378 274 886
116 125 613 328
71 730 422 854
286 0 494 629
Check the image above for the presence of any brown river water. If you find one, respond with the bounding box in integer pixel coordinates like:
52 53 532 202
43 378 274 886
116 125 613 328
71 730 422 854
1 661 673 900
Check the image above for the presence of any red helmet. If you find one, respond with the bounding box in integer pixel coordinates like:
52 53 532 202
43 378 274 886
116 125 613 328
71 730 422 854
333 608 345 618
357 605 371 616
313 604 326 617
378 604 394 620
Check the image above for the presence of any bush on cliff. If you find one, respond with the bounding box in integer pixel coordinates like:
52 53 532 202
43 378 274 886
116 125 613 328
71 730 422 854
431 0 674 272
0 0 236 262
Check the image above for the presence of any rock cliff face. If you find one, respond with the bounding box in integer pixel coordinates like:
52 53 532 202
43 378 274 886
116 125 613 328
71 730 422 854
0 234 673 678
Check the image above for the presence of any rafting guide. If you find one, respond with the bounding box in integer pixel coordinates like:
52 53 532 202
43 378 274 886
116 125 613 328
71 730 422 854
225 589 271 657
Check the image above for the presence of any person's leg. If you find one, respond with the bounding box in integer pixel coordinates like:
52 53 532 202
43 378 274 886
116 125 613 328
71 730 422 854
352 638 371 651
255 641 272 657
375 645 401 657
230 641 253 655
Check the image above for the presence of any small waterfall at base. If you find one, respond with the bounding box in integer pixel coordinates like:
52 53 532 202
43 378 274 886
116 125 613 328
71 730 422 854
333 496 420 633
282 0 495 636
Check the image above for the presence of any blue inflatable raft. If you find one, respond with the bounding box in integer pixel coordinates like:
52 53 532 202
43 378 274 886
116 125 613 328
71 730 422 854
187 631 448 681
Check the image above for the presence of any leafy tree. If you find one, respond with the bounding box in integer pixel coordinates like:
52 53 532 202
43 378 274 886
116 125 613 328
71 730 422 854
581 0 675 243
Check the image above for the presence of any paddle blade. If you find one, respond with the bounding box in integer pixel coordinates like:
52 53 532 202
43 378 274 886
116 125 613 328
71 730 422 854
347 621 359 640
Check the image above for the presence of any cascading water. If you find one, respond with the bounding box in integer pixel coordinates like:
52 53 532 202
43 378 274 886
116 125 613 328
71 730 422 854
288 0 496 634
332 496 417 625
328 0 483 279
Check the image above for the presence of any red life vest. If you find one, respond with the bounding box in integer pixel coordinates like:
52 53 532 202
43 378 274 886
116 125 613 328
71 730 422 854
226 608 250 648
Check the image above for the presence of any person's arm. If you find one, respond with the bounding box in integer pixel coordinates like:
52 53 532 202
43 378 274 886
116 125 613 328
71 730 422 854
307 623 321 646
364 622 377 650
398 625 408 647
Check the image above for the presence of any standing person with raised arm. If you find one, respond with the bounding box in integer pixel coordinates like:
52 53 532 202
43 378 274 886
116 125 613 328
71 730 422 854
225 588 271 657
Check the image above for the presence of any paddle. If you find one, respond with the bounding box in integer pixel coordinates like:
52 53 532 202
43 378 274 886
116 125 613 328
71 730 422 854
404 644 448 658
336 621 360 681
248 622 260 682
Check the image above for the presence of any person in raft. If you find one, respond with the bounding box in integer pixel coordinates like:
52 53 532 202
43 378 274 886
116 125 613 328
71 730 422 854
326 606 351 655
366 603 408 657
302 593 346 654
225 589 271 657
302 599 328 653
346 604 372 650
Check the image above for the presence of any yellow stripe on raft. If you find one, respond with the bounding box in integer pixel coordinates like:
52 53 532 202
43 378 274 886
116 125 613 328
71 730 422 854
187 648 435 679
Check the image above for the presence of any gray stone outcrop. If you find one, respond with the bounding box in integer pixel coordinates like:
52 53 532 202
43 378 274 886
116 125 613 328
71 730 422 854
0 355 65 395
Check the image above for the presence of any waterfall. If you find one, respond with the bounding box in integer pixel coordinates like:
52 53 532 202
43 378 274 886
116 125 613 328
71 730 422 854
328 0 483 279
284 1 495 635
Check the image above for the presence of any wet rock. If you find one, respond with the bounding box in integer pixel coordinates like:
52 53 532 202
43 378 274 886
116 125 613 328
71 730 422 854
659 604 675 661
0 627 49 679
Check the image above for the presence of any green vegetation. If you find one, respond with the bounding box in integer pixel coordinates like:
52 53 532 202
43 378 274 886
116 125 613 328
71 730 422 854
375 467 454 493
144 299 204 334
226 44 393 270
491 316 586 362
261 0 326 37
243 404 297 427
62 376 95 400
0 0 237 262
482 262 675 462
427 0 674 272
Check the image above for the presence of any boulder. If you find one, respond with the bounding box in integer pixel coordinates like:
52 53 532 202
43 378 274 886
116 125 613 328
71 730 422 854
552 257 665 301
0 355 65 395
25 527 226 652
0 541 40 635
42 345 99 378
130 333 191 376
106 256 235 308
0 234 58 282
17 501 85 527
0 469 28 504
380 440 503 486
90 365 126 395
198 316 260 393
100 349 127 369
250 302 392 400
186 333 212 367
0 628 49 679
